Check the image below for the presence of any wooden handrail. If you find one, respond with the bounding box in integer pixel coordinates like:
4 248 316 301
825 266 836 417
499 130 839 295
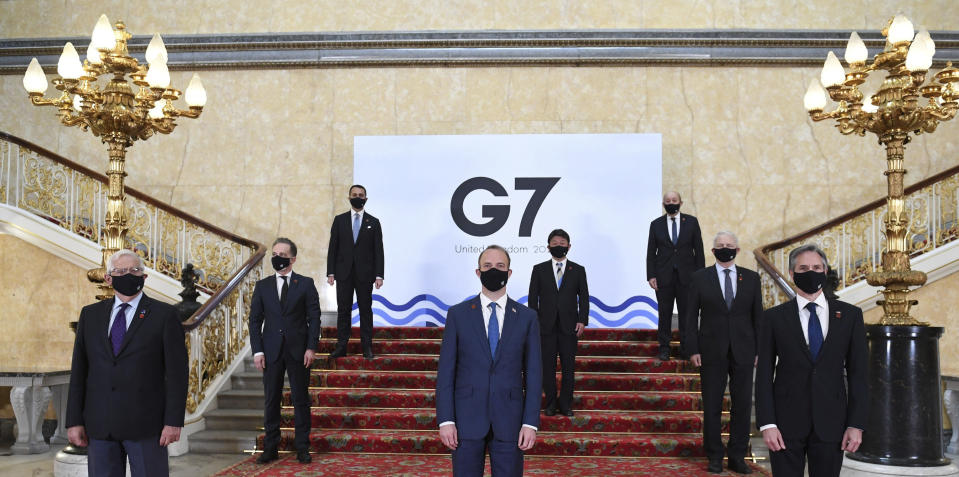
0 130 266 328
753 162 959 296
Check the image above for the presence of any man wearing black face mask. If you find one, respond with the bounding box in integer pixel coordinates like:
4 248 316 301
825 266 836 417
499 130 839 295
327 184 385 359
646 191 705 361
436 245 542 476
249 237 321 464
683 231 763 474
527 229 589 417
66 249 188 476
756 244 868 477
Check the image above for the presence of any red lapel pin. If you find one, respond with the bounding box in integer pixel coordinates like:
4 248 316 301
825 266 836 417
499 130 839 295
138 310 146 319
835 311 842 320
471 304 476 310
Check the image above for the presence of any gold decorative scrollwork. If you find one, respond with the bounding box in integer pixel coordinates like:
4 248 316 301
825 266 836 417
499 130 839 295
19 151 69 225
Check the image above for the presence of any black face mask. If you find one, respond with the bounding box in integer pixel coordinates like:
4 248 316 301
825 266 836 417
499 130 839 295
664 203 680 215
271 255 291 271
479 268 509 292
112 273 145 296
793 270 827 295
350 197 367 209
713 247 737 263
549 246 568 259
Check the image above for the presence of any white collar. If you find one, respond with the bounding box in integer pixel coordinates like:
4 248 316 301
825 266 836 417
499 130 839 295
796 291 828 311
479 292 509 311
113 292 144 312
276 270 294 280
715 262 737 274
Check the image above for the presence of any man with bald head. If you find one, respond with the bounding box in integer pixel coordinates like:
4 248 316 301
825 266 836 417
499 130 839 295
684 231 763 474
646 191 705 361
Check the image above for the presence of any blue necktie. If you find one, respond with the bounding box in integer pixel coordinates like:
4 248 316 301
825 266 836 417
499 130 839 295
806 302 824 360
556 262 564 288
671 217 678 245
488 303 499 356
352 213 360 243
110 303 129 356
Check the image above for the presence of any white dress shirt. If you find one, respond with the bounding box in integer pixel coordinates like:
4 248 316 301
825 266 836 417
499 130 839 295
253 271 294 359
551 257 567 288
759 291 833 433
716 263 737 298
108 293 144 335
668 213 681 238
439 292 536 431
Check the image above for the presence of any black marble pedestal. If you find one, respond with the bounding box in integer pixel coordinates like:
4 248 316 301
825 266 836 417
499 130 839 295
847 325 951 466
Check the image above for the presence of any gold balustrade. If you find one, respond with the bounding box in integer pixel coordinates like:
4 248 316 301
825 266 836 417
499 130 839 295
0 131 265 415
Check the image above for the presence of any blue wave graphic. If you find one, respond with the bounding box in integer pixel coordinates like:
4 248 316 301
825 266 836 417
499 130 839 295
351 294 659 329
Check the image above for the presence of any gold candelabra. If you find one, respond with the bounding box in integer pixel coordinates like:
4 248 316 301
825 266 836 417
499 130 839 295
804 15 959 325
22 14 207 299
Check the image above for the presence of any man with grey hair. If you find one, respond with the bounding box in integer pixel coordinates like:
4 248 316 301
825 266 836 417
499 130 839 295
66 249 188 477
756 244 868 477
684 231 763 474
646 191 705 360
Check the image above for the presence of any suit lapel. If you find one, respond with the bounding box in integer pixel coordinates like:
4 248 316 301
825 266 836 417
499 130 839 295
116 294 151 357
98 300 115 357
729 269 747 309
788 299 814 362
466 297 493 362
707 266 725 307
282 273 299 313
818 300 844 361
494 299 520 362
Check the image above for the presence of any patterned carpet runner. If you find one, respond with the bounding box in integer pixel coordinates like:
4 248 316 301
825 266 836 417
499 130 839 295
235 326 760 474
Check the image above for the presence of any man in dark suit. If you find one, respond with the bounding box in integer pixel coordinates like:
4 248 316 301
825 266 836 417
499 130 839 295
436 245 542 476
327 184 385 359
249 237 321 464
646 191 705 360
756 244 868 477
66 249 188 477
685 231 763 474
527 229 589 417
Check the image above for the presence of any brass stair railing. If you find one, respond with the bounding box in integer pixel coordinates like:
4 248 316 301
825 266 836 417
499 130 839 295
754 164 959 309
0 131 265 416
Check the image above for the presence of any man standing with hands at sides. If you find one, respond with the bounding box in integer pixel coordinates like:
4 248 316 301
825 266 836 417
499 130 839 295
684 231 763 474
327 184 384 359
249 238 321 464
527 229 589 417
436 245 542 476
756 244 868 477
66 249 188 477
646 191 705 361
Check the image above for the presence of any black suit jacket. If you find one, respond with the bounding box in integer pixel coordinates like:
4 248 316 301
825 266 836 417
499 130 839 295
527 259 589 335
327 210 385 282
645 213 705 287
66 294 188 440
249 272 321 363
684 265 763 363
755 298 868 442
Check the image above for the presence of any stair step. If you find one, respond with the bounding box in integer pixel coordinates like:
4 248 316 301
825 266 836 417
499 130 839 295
189 429 259 454
203 408 263 431
319 326 678 342
306 370 700 391
217 389 264 409
322 354 696 373
317 339 679 357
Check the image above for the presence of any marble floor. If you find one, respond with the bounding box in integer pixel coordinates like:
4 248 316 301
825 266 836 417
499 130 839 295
0 448 247 477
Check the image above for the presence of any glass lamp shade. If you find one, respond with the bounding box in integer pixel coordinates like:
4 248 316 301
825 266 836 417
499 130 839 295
148 101 165 119
57 42 84 80
86 41 102 64
888 14 914 44
22 58 48 94
906 38 933 72
145 61 170 89
804 79 828 111
845 32 868 65
73 94 83 111
90 14 115 50
184 73 207 107
145 33 168 65
916 28 935 56
862 95 879 113
821 51 846 88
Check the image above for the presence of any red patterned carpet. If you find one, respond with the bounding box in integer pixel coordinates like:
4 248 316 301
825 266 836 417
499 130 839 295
212 326 765 475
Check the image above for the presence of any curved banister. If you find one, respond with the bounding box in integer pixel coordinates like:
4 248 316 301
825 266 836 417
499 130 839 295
183 247 265 331
754 162 959 304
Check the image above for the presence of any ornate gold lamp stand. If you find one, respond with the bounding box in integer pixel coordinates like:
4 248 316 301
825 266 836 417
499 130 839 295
22 14 207 300
804 15 957 469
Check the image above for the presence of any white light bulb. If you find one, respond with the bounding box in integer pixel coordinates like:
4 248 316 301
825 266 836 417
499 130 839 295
821 51 846 88
916 28 935 57
86 41 101 64
145 33 168 65
90 14 115 51
804 79 828 111
862 95 878 113
184 73 207 107
906 39 932 72
57 42 84 79
22 58 48 94
148 101 165 119
145 61 170 89
888 14 914 44
73 94 83 111
845 32 868 65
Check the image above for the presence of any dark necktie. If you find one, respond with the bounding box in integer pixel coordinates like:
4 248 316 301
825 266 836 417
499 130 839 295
488 303 499 356
556 262 564 288
723 269 734 310
110 303 130 356
280 275 289 307
806 302 824 360
671 217 678 245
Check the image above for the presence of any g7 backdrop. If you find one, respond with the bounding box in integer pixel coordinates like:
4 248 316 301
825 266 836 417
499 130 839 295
353 134 662 329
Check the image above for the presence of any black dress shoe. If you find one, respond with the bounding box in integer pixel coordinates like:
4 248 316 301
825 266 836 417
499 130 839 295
296 450 312 463
561 409 574 417
362 347 374 359
256 448 279 464
707 460 723 474
544 408 557 416
727 459 752 474
657 349 671 361
328 346 347 359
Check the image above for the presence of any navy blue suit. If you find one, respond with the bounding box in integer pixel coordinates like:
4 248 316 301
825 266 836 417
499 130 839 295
248 272 321 451
436 296 542 476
